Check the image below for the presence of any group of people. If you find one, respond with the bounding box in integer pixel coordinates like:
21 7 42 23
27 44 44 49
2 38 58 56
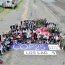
0 19 62 55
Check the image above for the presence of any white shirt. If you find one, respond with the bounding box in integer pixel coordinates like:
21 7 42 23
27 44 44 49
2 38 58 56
0 45 3 51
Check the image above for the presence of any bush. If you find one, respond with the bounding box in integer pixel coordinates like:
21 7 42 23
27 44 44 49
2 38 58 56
36 19 47 27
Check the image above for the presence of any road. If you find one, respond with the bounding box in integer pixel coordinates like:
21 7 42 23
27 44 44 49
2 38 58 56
0 0 65 65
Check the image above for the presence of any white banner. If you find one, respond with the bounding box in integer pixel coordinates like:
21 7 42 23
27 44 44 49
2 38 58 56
48 44 60 50
24 50 57 55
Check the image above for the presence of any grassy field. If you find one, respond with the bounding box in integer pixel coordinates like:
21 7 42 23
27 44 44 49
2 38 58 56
0 7 4 13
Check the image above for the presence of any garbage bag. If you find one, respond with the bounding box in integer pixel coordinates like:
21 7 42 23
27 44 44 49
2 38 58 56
0 59 3 64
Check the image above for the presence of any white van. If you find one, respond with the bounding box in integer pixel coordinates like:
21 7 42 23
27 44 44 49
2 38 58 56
2 0 17 9
0 0 4 6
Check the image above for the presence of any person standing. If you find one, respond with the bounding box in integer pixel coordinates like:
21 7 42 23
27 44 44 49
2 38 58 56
0 43 3 55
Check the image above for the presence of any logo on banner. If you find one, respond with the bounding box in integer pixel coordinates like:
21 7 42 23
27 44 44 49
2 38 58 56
48 45 60 50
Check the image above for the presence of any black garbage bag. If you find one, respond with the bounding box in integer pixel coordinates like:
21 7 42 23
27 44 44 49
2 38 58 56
5 44 11 51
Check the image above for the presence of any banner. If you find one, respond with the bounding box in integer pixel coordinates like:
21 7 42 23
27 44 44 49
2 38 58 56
24 50 57 55
11 44 60 50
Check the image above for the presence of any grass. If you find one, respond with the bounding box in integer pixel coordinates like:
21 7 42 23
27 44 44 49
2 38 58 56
16 0 25 10
0 7 4 13
2 9 12 15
